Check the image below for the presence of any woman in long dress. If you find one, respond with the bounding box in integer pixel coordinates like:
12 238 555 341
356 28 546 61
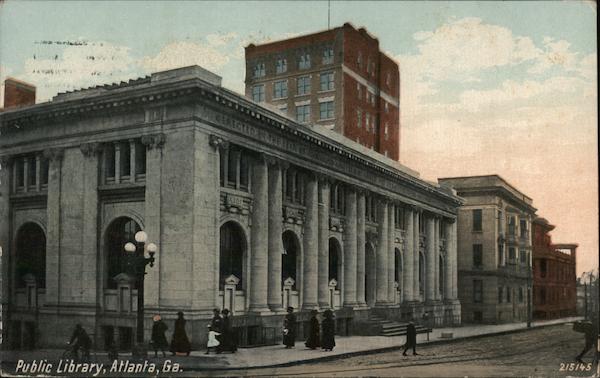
283 306 296 348
218 309 237 353
151 315 168 358
305 309 320 349
170 311 191 356
321 309 336 351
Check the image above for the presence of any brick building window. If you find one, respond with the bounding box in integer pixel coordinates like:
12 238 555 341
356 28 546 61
365 112 370 131
384 102 389 113
386 72 391 86
520 219 528 238
473 280 483 303
356 109 362 128
320 72 334 91
252 84 265 102
273 80 288 99
357 52 362 68
472 209 482 231
296 104 310 123
473 244 483 269
298 53 311 70
319 101 334 120
322 47 334 65
540 259 547 278
384 123 389 140
253 62 265 78
357 83 362 99
276 58 287 74
297 76 311 95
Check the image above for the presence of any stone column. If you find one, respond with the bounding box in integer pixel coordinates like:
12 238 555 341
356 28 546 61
80 143 102 304
425 215 435 302
302 173 319 310
343 188 358 307
129 139 136 183
450 220 458 300
413 210 420 301
444 219 453 300
267 157 283 312
43 148 64 306
387 203 396 304
0 156 12 319
141 134 166 308
318 177 331 308
403 207 414 302
114 142 121 184
376 198 389 305
356 191 367 307
434 217 440 301
35 155 41 191
249 154 270 313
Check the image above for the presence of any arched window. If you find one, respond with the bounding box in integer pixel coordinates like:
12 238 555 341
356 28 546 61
394 248 402 283
328 238 342 288
282 231 299 289
219 221 245 290
105 217 141 289
15 223 46 288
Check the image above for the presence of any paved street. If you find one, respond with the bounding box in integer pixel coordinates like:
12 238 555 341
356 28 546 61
207 324 597 377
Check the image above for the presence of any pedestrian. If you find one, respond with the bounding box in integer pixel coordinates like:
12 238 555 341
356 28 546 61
151 315 168 358
321 309 335 351
574 318 598 363
305 309 320 349
283 306 296 348
218 309 237 353
170 311 191 356
402 321 419 356
206 308 223 354
69 324 92 360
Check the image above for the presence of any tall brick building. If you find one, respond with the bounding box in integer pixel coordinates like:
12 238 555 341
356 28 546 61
532 217 577 319
245 23 400 160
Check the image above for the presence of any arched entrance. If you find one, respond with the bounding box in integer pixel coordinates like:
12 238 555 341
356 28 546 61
105 217 141 289
15 223 46 288
365 243 376 307
219 221 246 290
282 230 300 289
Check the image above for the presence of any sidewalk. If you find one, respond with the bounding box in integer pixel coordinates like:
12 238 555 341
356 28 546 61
0 316 581 372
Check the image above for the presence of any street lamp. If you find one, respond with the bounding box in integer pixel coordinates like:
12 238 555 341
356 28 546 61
124 230 157 344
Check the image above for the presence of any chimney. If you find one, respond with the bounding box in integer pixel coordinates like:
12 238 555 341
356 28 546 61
3 78 36 109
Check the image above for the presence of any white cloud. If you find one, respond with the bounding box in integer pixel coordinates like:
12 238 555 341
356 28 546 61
140 40 232 73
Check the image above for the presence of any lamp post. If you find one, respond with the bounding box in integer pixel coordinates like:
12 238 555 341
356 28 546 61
526 253 532 328
124 231 157 344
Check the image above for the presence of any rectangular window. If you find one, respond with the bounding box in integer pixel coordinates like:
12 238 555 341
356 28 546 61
320 72 334 91
40 157 49 186
365 112 370 131
356 109 362 128
498 244 504 266
498 210 503 233
298 53 311 69
384 123 389 140
520 219 528 238
276 58 287 74
322 47 334 65
319 101 334 120
473 280 483 303
253 62 265 78
508 247 516 262
296 104 310 123
498 286 503 303
273 80 288 99
134 140 146 175
384 102 389 113
357 83 362 99
520 249 527 264
252 84 265 102
508 216 516 235
472 209 482 231
297 76 311 95
27 157 36 187
473 244 483 268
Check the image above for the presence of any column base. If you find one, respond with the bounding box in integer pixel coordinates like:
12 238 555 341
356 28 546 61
248 305 272 315
301 302 319 311
355 301 368 308
374 301 391 308
268 305 285 314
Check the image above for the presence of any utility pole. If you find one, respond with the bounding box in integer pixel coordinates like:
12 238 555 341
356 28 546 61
328 0 331 30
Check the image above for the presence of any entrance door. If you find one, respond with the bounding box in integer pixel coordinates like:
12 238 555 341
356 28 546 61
365 243 376 307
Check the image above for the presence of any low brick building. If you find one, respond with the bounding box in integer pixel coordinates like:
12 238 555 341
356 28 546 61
532 217 577 319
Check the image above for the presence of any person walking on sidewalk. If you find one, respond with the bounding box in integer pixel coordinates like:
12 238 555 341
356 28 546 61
283 306 296 348
218 309 237 353
402 321 418 356
69 324 92 360
151 315 168 358
170 311 191 356
206 308 223 354
321 309 335 352
305 309 320 349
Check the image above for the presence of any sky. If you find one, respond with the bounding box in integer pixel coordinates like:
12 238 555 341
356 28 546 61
0 1 597 276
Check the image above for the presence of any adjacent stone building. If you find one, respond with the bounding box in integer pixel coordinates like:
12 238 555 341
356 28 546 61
0 66 461 350
531 217 577 319
245 23 400 160
438 175 536 324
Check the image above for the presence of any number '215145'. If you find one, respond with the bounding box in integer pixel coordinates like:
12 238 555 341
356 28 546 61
559 362 592 371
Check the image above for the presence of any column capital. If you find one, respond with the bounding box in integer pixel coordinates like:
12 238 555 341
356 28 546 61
0 155 13 166
141 133 166 150
208 134 228 151
264 154 289 169
316 173 334 186
445 216 457 224
43 147 64 162
79 142 103 158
